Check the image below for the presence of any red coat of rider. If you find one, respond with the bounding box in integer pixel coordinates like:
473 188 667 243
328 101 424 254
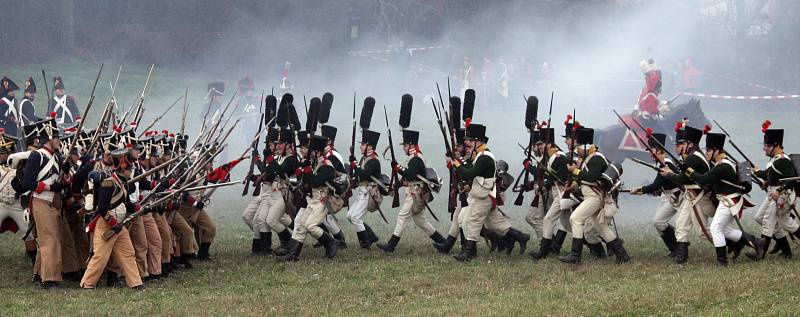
638 70 662 115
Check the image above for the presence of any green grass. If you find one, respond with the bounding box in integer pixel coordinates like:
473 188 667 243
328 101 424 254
3 209 800 316
2 59 800 316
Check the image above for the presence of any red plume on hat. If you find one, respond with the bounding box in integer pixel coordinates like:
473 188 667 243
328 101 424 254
761 120 772 133
49 111 57 119
464 118 471 129
162 130 168 135
645 127 653 139
564 114 572 125
130 121 137 127
674 121 683 132
703 124 712 134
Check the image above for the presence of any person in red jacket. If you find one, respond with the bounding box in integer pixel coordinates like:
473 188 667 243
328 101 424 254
637 59 662 119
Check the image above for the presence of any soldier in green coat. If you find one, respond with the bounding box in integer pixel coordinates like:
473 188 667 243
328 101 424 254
752 124 800 258
377 129 446 252
559 128 630 264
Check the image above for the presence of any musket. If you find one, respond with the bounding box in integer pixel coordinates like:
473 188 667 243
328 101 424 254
66 63 104 155
13 98 24 151
202 91 238 147
612 109 677 173
516 93 550 206
383 105 401 208
200 146 254 203
562 108 577 199
106 65 123 113
436 83 458 214
531 93 555 208
712 119 766 188
630 157 661 171
132 64 155 127
185 179 243 192
628 116 683 166
102 176 203 241
41 70 52 111
126 155 183 185
349 92 357 167
85 101 114 154
242 92 265 196
180 88 188 135
137 95 183 136
712 120 756 167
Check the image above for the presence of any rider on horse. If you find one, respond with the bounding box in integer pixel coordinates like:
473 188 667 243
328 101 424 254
634 59 668 124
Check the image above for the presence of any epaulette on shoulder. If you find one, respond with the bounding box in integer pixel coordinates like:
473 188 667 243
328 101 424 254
101 179 114 188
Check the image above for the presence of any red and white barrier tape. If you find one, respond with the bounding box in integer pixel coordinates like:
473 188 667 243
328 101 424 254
347 45 451 56
682 92 800 100
704 72 786 94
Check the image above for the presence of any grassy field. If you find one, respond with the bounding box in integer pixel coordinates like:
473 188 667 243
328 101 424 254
2 60 800 316
3 214 800 316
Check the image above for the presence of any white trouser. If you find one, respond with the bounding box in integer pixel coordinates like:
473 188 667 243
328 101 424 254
346 185 369 232
653 192 678 233
710 202 743 247
324 214 341 235
253 183 274 233
525 192 548 239
0 202 27 235
447 206 463 238
242 188 270 238
753 190 794 238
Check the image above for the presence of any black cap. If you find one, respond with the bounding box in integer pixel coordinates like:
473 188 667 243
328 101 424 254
531 130 542 145
764 129 783 146
24 77 36 94
111 148 133 170
266 128 279 143
23 118 59 141
575 128 594 145
361 129 380 147
1 77 19 98
563 122 579 138
310 135 327 152
683 126 703 144
53 76 64 90
402 130 419 145
465 123 488 143
705 132 725 150
648 133 667 149
320 125 337 141
296 131 309 147
455 128 465 145
279 129 295 144
539 128 555 144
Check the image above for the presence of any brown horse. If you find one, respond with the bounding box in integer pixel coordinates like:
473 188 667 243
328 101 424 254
596 98 710 163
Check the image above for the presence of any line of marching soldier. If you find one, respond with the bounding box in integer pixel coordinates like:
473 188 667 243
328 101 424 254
239 89 800 269
1 103 242 288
